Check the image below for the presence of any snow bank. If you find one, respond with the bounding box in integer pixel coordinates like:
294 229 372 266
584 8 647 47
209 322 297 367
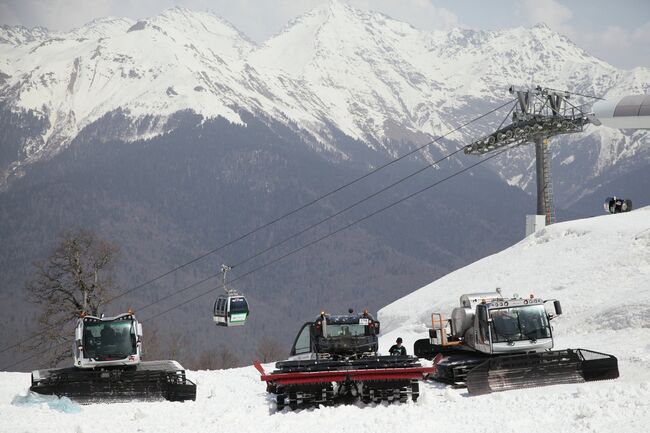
1 209 649 432
2 364 648 433
1 362 648 433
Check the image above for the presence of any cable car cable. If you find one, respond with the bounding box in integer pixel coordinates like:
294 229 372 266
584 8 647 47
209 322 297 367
140 145 514 325
0 99 515 357
129 104 518 317
123 143 471 317
2 144 513 371
544 88 604 100
101 97 517 305
0 339 70 371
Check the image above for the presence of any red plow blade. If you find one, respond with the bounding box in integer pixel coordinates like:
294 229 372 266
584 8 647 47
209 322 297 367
255 356 439 410
254 360 437 385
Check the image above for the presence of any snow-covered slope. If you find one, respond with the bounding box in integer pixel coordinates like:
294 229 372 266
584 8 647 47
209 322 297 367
2 0 649 194
1 208 649 433
378 206 650 367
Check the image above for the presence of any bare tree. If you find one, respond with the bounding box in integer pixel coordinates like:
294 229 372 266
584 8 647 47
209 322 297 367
215 346 240 369
192 346 240 370
141 327 163 361
166 331 190 362
255 337 284 363
192 350 219 370
25 229 120 365
142 328 196 368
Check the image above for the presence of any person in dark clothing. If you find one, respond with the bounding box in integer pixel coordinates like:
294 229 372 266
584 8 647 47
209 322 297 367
389 337 407 356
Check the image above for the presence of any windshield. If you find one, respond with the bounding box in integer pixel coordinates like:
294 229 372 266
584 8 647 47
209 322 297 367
490 305 551 343
229 297 248 314
323 324 366 338
83 320 136 359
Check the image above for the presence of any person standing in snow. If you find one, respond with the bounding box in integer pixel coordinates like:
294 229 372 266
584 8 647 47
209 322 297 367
389 337 407 356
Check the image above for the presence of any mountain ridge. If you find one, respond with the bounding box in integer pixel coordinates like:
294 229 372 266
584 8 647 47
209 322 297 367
2 3 649 182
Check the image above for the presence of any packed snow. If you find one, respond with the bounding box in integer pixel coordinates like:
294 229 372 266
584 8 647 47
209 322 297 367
1 207 649 432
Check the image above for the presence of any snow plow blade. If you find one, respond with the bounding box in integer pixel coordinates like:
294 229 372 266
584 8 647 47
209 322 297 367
255 356 437 410
255 358 436 385
466 349 619 395
30 360 196 403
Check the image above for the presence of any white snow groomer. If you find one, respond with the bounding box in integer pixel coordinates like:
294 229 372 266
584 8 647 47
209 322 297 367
604 196 633 214
255 309 436 411
414 291 619 395
30 311 196 403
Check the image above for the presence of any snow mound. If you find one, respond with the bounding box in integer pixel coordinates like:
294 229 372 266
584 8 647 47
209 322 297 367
11 391 82 413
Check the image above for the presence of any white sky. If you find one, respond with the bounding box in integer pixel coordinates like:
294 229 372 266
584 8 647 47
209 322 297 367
1 0 649 69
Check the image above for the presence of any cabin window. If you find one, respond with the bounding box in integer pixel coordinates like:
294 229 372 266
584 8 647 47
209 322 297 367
293 324 311 355
477 304 489 344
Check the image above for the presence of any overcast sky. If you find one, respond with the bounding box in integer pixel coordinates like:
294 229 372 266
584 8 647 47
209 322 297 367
1 0 649 69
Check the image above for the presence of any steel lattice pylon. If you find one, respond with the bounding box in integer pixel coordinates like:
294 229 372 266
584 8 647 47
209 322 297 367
465 86 591 225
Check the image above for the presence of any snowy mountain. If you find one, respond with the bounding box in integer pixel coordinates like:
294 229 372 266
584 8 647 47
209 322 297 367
0 24 50 45
1 0 649 203
1 207 649 433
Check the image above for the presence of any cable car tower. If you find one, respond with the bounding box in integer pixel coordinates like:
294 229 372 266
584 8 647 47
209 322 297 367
464 86 591 228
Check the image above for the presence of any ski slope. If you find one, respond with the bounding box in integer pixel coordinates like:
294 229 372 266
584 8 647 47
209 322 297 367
1 208 650 432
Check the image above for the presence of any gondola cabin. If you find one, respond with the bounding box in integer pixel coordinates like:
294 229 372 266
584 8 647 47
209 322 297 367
604 196 632 214
213 293 249 327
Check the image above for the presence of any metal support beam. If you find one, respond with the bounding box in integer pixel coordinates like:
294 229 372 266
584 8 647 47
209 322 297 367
534 137 555 224
535 137 546 216
465 86 589 227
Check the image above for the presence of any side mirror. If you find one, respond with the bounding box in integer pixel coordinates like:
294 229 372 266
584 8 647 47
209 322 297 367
137 323 143 337
374 321 380 334
553 300 563 316
75 326 83 343
429 329 437 339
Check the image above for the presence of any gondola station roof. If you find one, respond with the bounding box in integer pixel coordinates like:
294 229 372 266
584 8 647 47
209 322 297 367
592 95 650 129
